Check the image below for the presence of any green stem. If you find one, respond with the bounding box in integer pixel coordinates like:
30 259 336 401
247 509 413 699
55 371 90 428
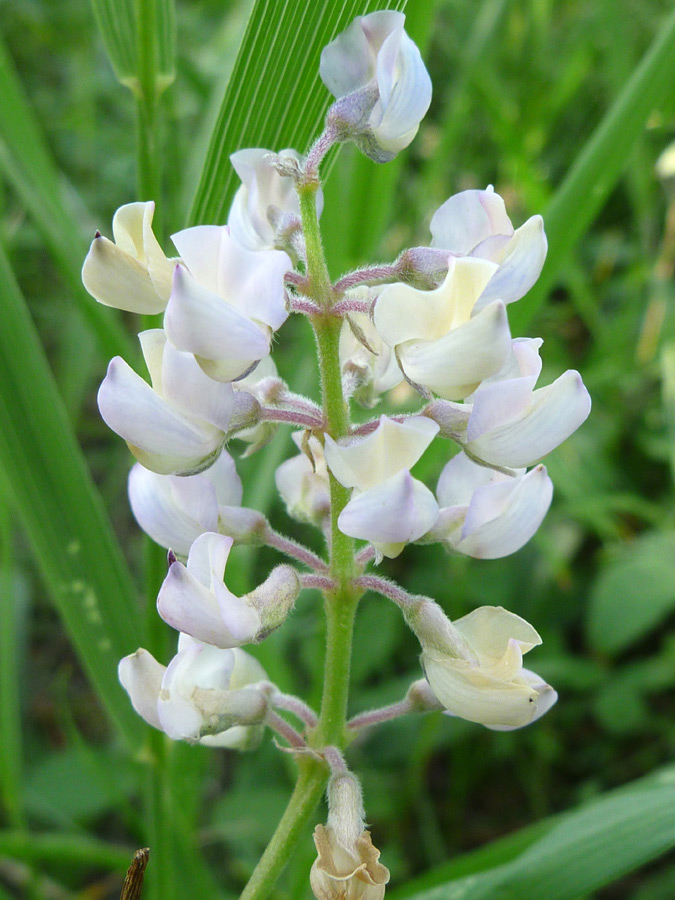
239 758 328 900
239 170 362 900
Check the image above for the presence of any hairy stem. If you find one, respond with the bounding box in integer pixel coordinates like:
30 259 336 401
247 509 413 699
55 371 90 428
239 164 362 900
238 758 328 900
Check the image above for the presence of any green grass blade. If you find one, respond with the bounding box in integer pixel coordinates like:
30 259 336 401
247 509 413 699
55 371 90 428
187 0 407 227
0 241 142 750
88 0 138 88
510 4 675 332
396 766 675 900
0 498 26 829
155 0 176 91
0 830 132 870
0 34 133 362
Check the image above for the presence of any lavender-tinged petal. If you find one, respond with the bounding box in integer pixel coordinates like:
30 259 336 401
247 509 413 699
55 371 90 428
337 471 439 546
475 215 548 309
457 466 553 559
430 187 513 256
98 358 222 475
467 370 591 467
127 463 219 555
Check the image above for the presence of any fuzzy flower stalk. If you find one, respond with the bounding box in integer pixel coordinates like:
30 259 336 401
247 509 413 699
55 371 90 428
83 11 590 900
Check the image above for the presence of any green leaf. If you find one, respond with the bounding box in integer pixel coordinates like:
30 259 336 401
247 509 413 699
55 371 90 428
0 240 142 750
510 4 675 332
187 0 407 227
0 33 133 362
88 0 138 87
586 531 675 655
0 830 131 870
397 766 675 900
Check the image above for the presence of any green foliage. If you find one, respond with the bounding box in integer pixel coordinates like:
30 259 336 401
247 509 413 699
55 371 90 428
587 531 675 654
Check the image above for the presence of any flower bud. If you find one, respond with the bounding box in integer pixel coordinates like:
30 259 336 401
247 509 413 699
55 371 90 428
275 433 331 526
320 11 431 162
310 772 389 900
82 201 174 314
118 635 268 748
244 565 300 641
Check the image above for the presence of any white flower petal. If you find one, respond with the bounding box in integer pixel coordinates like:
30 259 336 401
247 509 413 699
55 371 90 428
465 375 539 441
437 451 513 507
228 148 315 252
82 235 168 314
98 357 223 475
157 534 261 648
453 606 542 660
398 301 511 400
485 669 558 731
475 215 547 308
171 226 290 330
83 202 173 313
373 27 431 143
467 370 591 467
337 471 439 552
374 257 498 347
324 416 438 491
118 649 164 730
160 339 236 432
423 651 543 728
165 265 271 381
455 465 553 559
127 463 219 555
430 187 512 256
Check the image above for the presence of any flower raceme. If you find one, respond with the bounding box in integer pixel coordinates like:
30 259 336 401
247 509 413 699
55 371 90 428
85 11 593 898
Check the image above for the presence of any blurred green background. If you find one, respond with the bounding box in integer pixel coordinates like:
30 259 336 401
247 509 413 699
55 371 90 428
1 0 675 898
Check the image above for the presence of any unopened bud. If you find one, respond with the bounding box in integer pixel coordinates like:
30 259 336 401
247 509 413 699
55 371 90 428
245 565 300 641
422 399 470 441
403 597 476 661
396 247 451 287
218 506 268 543
326 772 365 851
311 770 389 900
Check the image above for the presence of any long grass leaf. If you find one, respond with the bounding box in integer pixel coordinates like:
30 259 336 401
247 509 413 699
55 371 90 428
187 0 407 227
0 241 142 750
395 766 675 900
0 34 133 362
88 0 138 87
510 5 675 331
